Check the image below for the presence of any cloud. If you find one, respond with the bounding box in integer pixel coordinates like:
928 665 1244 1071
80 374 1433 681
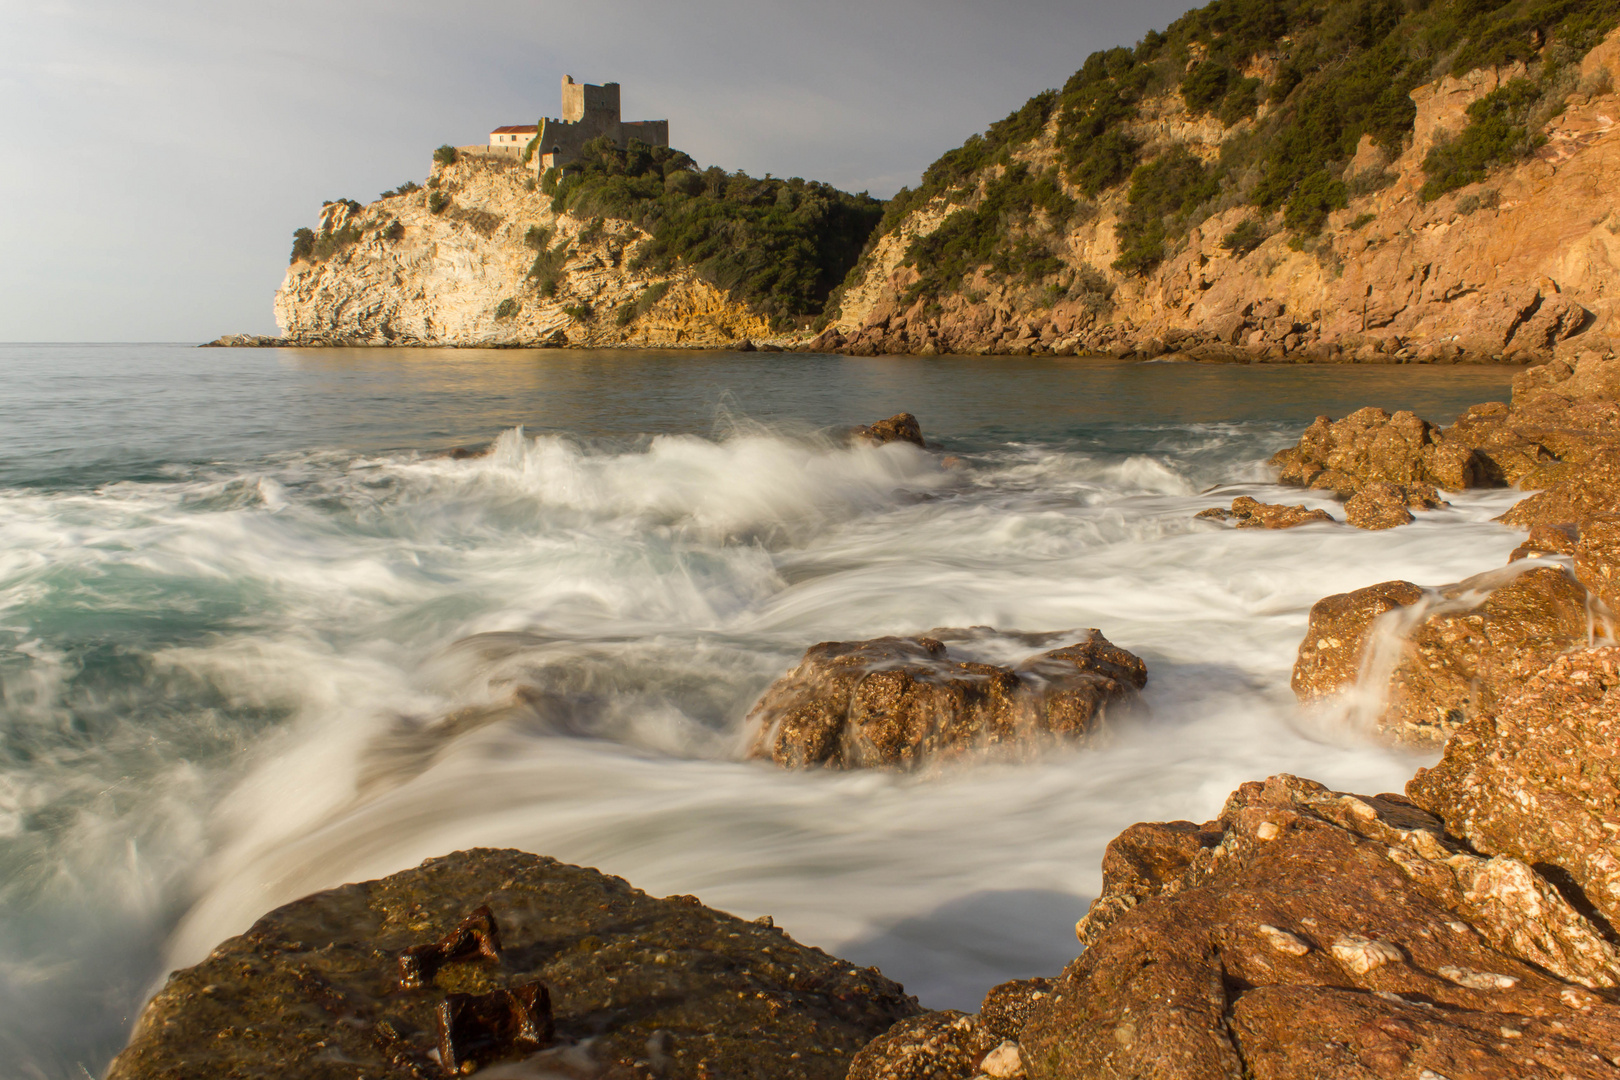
0 0 1197 340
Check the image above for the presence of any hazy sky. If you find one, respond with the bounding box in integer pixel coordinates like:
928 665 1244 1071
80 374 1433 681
0 0 1199 341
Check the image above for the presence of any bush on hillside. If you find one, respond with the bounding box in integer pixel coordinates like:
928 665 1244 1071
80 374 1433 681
1220 216 1267 257
1113 147 1218 275
545 136 883 319
433 145 458 166
1421 78 1548 201
428 190 450 214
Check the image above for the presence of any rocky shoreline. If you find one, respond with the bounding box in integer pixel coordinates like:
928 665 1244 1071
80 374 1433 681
109 367 1620 1077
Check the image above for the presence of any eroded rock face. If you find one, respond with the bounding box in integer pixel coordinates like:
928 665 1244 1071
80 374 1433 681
1194 496 1334 528
1291 566 1599 743
1020 774 1620 1080
1344 480 1444 530
1409 646 1620 933
746 631 1147 770
107 849 919 1080
1270 407 1479 496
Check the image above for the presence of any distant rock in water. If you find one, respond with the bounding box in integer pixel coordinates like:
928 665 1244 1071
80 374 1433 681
1195 496 1335 529
854 413 926 448
1269 407 1480 497
746 629 1146 770
106 849 920 1080
1292 565 1602 744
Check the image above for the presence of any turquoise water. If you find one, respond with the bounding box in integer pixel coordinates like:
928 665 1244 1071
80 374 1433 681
0 345 1520 1078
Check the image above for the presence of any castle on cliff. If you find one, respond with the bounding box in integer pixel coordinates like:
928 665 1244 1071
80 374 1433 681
488 76 669 172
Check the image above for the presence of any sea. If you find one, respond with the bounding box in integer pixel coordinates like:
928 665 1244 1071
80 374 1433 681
0 344 1524 1078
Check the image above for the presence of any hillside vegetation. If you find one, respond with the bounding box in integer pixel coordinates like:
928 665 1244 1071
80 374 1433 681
863 0 1618 309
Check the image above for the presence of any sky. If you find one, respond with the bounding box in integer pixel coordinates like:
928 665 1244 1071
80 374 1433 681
0 0 1200 341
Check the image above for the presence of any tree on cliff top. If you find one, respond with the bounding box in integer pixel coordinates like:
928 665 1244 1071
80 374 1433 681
548 136 883 325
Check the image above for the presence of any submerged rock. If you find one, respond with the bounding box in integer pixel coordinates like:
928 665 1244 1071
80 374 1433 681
1020 773 1620 1079
855 413 926 448
1194 496 1334 528
107 849 920 1080
1291 566 1599 744
745 630 1147 769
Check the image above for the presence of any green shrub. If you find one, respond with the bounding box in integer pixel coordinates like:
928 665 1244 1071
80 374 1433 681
433 145 458 166
1218 77 1263 126
541 168 560 195
900 164 1078 302
523 225 552 250
1282 169 1348 235
1421 79 1546 201
289 221 363 264
495 298 520 319
1182 61 1235 115
428 190 450 214
381 219 405 242
614 301 637 327
635 281 673 316
1456 187 1501 214
1113 147 1218 275
381 181 421 199
543 136 882 319
1349 211 1377 229
562 303 592 322
1220 216 1267 257
290 227 315 263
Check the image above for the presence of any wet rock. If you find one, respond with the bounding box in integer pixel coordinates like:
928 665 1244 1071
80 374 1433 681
846 1011 999 1080
1194 496 1335 528
746 631 1147 770
1020 774 1620 1080
1344 480 1444 530
856 412 926 448
398 904 501 988
1510 521 1580 561
1503 448 1620 527
107 849 920 1080
435 982 553 1073
1291 580 1425 703
1291 566 1599 743
1270 407 1480 495
977 978 1055 1042
1409 646 1620 932
1575 514 1620 611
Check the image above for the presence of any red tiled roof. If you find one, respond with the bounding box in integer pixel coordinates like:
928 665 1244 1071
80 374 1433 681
490 125 538 134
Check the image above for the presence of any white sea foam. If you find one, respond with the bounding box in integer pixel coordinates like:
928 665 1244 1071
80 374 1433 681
0 420 1529 1077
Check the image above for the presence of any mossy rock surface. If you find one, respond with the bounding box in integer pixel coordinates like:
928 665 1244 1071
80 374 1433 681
108 848 921 1080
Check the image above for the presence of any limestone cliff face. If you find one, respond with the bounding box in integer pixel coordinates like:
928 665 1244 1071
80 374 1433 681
820 30 1620 362
273 153 769 348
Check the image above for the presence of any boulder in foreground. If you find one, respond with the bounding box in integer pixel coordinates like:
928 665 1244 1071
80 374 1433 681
1019 772 1620 1079
746 630 1147 769
107 849 920 1080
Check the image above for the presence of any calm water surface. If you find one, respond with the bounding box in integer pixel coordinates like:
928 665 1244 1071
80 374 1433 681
0 346 1520 1078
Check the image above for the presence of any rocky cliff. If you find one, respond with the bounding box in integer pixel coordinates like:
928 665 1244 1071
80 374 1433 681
815 24 1620 363
271 151 773 349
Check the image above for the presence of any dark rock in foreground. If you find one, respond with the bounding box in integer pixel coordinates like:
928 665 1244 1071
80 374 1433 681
746 630 1147 770
1195 496 1335 529
1022 773 1620 1080
107 849 920 1080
